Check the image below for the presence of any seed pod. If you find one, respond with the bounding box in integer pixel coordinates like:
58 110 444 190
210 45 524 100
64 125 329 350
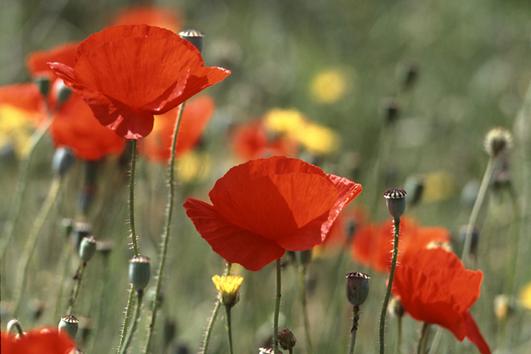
346 272 370 306
129 256 151 291
179 29 204 53
79 236 97 263
484 127 512 158
58 314 79 339
383 188 407 219
277 328 296 351
52 148 75 177
34 76 51 97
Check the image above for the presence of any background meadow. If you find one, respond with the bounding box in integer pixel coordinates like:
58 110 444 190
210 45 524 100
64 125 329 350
0 0 530 353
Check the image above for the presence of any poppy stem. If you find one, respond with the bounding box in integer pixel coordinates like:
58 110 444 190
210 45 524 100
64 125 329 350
66 261 87 314
117 285 135 353
396 316 403 354
6 319 24 336
128 140 140 257
416 323 431 354
0 119 53 261
348 305 360 354
200 262 232 354
461 158 494 264
225 305 235 354
12 176 62 317
144 102 187 354
379 217 400 354
120 290 144 354
299 264 313 354
273 258 282 353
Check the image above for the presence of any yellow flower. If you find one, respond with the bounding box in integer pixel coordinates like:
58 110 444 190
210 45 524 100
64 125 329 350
423 171 456 203
294 122 339 155
212 275 244 307
264 109 307 136
176 151 211 183
519 282 531 310
0 105 36 157
310 69 348 104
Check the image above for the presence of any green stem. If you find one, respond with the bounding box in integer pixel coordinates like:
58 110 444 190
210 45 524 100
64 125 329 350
273 258 282 353
121 291 144 354
117 285 135 353
66 262 86 314
299 264 313 354
128 140 139 257
348 305 360 354
13 177 61 316
225 306 235 354
507 185 522 295
397 316 402 354
143 103 186 354
417 323 430 354
379 218 400 354
0 119 52 260
461 158 494 264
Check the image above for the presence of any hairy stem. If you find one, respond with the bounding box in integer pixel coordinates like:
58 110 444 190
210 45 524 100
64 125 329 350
128 140 139 257
121 291 144 354
273 258 282 353
348 305 360 354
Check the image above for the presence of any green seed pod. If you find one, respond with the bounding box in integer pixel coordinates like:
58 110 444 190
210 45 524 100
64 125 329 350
34 75 51 97
346 272 370 306
52 148 75 177
383 188 407 219
277 328 296 351
79 236 97 262
58 314 79 339
129 256 151 290
179 29 204 52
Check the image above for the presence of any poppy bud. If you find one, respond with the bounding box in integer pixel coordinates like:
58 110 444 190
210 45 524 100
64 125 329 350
71 222 91 252
55 81 72 108
484 127 512 158
404 175 424 207
383 188 407 220
79 236 97 262
346 272 370 306
459 225 479 257
52 148 75 177
277 328 296 351
34 75 51 97
58 314 79 339
388 297 404 318
179 29 204 53
212 275 244 308
129 256 151 291
494 294 515 321
383 99 400 125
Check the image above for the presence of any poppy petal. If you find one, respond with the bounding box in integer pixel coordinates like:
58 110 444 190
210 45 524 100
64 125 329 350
176 66 231 104
463 312 491 354
184 198 285 271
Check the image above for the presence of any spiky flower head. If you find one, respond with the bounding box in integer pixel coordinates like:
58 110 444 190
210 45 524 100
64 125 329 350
212 274 244 308
484 127 512 158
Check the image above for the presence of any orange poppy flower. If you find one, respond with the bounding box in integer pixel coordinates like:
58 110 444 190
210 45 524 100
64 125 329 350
1 329 75 354
392 248 491 354
48 25 230 139
139 95 214 162
184 156 362 270
351 217 450 272
231 120 297 160
112 6 182 32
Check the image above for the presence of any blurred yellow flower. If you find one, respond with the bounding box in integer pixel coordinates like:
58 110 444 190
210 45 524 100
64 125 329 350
264 109 307 136
310 69 348 104
294 122 339 155
176 151 211 183
423 171 456 203
520 282 531 310
212 274 244 307
0 105 36 157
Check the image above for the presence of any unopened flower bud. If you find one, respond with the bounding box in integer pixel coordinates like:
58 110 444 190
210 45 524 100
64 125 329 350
179 29 204 52
494 294 515 321
52 148 75 177
277 328 296 350
346 272 370 306
34 75 51 97
388 297 405 318
383 188 407 219
485 127 512 158
55 81 72 108
129 256 151 291
79 236 96 262
58 314 79 339
212 274 244 308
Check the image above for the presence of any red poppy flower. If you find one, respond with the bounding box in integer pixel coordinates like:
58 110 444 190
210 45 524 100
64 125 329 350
324 207 366 248
184 156 362 270
231 120 297 160
392 248 491 354
48 25 230 139
139 95 214 162
112 6 182 32
1 329 75 354
351 217 450 273
27 43 78 81
0 84 45 124
51 95 125 160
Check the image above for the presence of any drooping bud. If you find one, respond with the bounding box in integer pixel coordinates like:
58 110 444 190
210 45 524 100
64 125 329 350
383 188 407 219
346 272 370 306
179 29 204 53
34 75 51 97
79 236 97 263
58 314 79 339
277 328 296 351
129 256 151 291
484 127 512 158
52 148 75 177
211 274 244 308
7 319 24 337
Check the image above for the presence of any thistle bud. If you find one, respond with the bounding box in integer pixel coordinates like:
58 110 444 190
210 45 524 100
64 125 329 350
383 188 407 219
179 29 204 52
55 81 72 108
79 236 97 263
129 256 151 291
346 272 370 306
212 274 244 308
58 314 79 339
484 127 512 158
52 148 75 177
34 75 51 97
71 222 91 252
277 328 296 351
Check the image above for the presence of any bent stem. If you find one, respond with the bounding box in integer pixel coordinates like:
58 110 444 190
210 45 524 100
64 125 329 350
13 177 62 316
273 258 282 353
121 290 144 354
379 218 400 354
461 158 494 264
225 306 235 354
143 102 186 353
348 305 360 354
299 264 313 354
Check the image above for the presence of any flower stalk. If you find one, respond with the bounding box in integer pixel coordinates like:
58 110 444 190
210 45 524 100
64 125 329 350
348 305 360 354
273 258 282 353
